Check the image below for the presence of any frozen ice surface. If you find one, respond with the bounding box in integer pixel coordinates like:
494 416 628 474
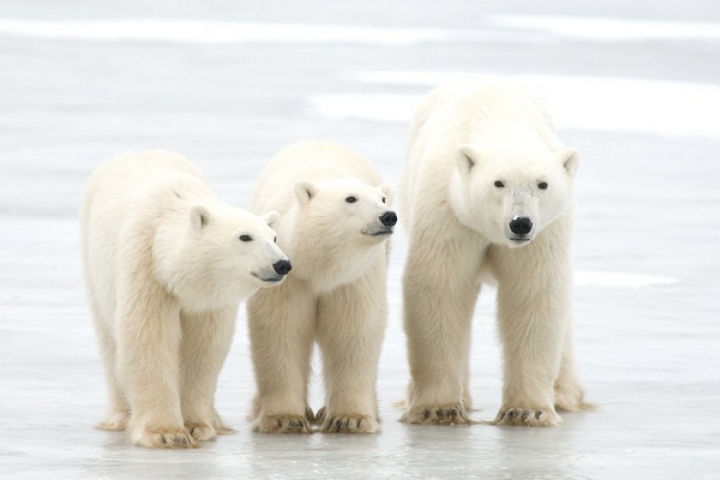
1 0 720 478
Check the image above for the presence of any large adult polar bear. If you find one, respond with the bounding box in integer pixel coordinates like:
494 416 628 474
82 150 291 448
248 140 395 434
399 84 592 427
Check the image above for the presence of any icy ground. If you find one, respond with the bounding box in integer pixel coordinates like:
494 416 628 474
1 0 720 478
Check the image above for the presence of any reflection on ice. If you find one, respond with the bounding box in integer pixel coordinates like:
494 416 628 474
574 270 678 288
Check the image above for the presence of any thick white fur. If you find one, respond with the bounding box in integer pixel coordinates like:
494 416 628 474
248 140 393 434
399 84 592 427
82 150 288 448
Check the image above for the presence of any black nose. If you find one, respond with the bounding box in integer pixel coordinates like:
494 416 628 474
380 211 398 227
509 217 533 235
273 259 292 276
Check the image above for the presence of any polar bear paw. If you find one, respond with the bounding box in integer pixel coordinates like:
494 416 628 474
96 410 129 431
185 422 217 442
253 414 312 434
211 411 236 435
321 414 380 434
131 426 198 448
400 404 471 425
305 406 316 424
554 384 596 412
313 406 326 424
490 407 561 427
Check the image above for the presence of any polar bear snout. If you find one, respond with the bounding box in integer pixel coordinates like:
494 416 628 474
379 211 398 227
506 215 535 246
253 258 292 284
362 210 397 237
273 259 292 276
509 216 533 236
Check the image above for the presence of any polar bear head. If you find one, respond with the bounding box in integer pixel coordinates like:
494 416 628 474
284 178 395 290
293 178 395 242
451 137 579 248
155 204 290 311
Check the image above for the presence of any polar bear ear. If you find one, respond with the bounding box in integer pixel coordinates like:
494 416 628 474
190 205 210 232
455 144 477 176
378 184 393 207
262 210 280 227
294 181 316 206
560 148 580 177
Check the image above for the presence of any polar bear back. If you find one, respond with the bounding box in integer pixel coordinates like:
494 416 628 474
84 149 207 209
83 149 213 264
251 140 384 214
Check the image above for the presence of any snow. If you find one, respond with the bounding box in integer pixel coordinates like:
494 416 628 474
1 0 719 478
0 19 463 46
486 15 720 42
313 73 720 140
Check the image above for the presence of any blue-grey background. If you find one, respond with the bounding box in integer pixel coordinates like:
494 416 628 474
1 1 719 478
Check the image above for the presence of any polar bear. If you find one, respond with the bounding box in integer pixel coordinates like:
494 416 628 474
82 150 290 448
247 140 395 434
399 84 592 427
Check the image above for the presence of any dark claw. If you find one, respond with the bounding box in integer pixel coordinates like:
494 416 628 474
437 410 444 419
422 409 430 420
161 435 167 445
357 419 363 429
276 420 282 428
497 411 506 421
535 411 542 419
449 408 458 417
178 437 188 446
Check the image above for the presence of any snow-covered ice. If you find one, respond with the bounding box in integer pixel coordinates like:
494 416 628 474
1 0 719 478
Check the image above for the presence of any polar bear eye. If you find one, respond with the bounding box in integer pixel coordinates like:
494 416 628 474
274 236 277 244
239 234 253 242
494 181 505 188
538 182 548 190
382 197 386 204
345 196 357 203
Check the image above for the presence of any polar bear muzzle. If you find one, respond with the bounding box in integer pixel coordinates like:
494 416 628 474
362 209 397 236
509 216 533 237
252 258 292 283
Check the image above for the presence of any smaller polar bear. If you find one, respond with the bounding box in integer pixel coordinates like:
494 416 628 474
399 84 593 427
248 141 395 434
82 150 290 448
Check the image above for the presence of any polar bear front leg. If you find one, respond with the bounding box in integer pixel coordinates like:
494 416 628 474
179 306 238 442
489 241 568 427
316 262 386 434
117 290 195 448
248 284 315 434
401 237 482 425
